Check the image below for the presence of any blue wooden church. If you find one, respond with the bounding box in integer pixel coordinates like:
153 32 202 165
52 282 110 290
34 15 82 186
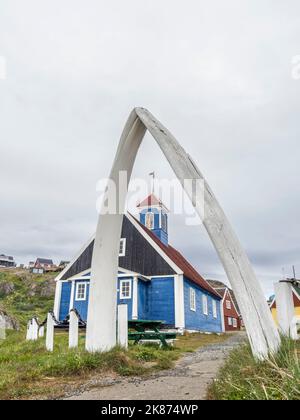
54 195 223 333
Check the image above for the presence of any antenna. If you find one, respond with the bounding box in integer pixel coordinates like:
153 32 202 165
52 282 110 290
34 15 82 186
292 265 296 279
149 172 155 194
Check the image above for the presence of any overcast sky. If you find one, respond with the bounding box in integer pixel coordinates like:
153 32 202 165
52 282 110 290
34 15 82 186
1 0 300 297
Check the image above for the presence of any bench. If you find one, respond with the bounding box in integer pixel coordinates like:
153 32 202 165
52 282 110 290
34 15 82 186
128 332 176 347
128 320 177 347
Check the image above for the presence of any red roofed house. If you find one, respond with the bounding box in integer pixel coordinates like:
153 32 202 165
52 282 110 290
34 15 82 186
207 280 241 331
269 284 300 325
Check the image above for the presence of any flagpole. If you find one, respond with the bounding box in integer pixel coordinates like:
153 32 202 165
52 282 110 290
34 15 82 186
149 172 155 194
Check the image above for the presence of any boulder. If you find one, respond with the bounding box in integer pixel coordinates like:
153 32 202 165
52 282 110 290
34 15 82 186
0 310 19 330
0 282 14 296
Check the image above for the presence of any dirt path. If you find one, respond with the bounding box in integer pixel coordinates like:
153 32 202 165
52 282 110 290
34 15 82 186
65 333 245 401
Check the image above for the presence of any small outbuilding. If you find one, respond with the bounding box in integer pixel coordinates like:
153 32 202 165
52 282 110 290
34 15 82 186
207 280 241 331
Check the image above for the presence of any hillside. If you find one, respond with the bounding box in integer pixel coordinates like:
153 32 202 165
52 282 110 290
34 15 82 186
0 269 56 328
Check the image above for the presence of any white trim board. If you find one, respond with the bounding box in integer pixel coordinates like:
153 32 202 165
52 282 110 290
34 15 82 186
174 274 185 329
75 282 88 301
55 234 95 282
55 213 182 284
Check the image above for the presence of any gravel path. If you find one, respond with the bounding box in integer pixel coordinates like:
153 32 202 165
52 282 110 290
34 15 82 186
65 333 246 401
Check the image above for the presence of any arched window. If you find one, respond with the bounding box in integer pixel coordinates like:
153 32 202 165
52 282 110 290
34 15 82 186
145 212 154 230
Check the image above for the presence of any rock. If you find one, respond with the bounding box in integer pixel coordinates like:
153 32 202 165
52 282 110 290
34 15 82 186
39 282 55 298
0 310 19 330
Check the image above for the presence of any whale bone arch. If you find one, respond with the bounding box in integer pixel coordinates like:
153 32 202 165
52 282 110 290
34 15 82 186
85 107 280 360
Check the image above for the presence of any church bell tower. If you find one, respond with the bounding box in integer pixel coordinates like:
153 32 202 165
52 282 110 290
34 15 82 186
137 194 169 246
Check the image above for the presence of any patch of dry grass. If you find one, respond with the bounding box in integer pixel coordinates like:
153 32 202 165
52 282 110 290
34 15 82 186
208 337 300 400
0 330 227 400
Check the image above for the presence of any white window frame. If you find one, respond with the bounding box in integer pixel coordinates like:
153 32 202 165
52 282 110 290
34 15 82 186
145 212 154 230
233 318 237 328
120 279 132 300
212 300 218 318
226 299 231 310
202 295 208 315
75 282 87 301
228 317 232 326
119 238 126 257
190 288 196 311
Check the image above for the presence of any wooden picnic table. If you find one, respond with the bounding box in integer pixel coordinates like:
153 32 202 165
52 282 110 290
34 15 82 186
128 320 176 347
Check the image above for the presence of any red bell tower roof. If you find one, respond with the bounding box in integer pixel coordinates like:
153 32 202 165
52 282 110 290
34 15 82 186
137 194 162 207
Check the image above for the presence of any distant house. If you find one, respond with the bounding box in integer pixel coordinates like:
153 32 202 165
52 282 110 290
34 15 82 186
31 264 44 275
269 284 300 325
30 258 55 274
207 280 241 331
0 254 16 268
35 258 53 267
58 261 70 270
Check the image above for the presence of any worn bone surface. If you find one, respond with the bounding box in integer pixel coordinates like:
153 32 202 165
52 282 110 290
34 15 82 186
86 108 280 360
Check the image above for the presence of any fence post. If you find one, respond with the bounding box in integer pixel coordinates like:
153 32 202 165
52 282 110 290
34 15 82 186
69 310 79 349
0 316 6 340
290 316 300 340
46 313 54 352
117 304 128 349
39 326 45 338
26 320 33 341
26 318 39 341
32 318 39 341
274 282 295 336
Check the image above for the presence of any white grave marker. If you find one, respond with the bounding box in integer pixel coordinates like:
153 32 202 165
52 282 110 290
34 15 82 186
39 326 45 338
69 310 79 349
117 304 128 349
46 313 54 352
0 316 6 340
31 318 39 341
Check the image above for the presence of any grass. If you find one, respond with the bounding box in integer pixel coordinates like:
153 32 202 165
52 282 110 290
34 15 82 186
0 330 227 400
0 268 228 400
0 269 55 327
208 337 300 400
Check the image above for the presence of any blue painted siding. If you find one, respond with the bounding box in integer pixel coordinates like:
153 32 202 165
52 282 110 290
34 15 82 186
146 277 175 326
184 277 222 333
117 277 133 320
59 275 222 333
73 280 90 321
59 282 72 321
140 208 168 245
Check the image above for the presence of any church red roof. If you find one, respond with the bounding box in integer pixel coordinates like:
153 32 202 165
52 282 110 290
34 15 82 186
133 215 221 299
